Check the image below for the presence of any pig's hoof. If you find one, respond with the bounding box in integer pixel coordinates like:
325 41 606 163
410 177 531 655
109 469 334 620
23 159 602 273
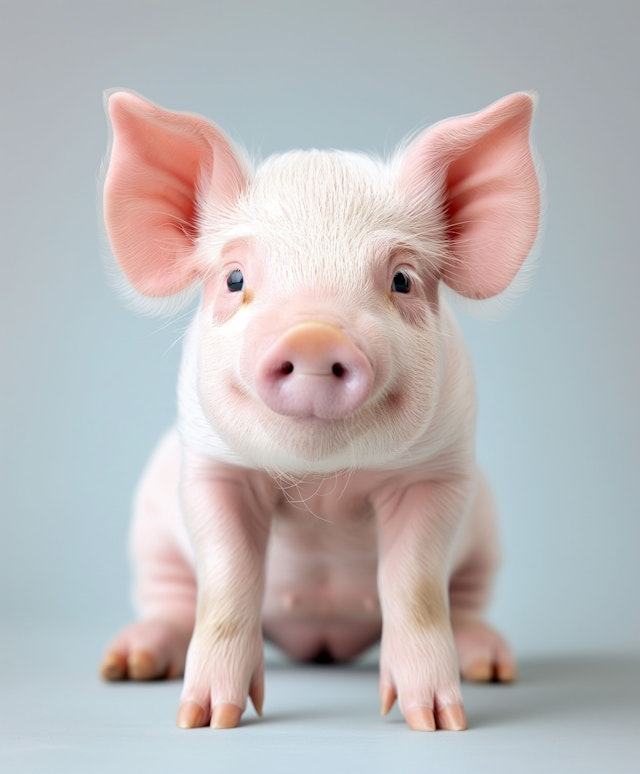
453 620 516 683
404 704 467 732
176 701 244 730
381 683 467 731
100 619 193 681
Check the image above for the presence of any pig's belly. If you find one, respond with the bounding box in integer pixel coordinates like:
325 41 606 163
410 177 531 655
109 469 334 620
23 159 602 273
261 513 382 661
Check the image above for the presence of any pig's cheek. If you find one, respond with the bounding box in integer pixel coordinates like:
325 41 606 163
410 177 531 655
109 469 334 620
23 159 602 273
385 330 439 415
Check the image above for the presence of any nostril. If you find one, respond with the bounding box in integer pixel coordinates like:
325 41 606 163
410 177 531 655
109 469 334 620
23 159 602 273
278 361 347 378
280 361 294 376
332 362 345 378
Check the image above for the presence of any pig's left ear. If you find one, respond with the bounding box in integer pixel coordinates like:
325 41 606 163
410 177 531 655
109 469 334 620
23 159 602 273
104 91 247 297
399 93 540 299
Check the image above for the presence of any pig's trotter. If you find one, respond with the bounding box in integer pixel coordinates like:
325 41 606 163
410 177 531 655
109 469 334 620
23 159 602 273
99 618 193 681
379 624 468 731
176 624 264 729
453 620 516 683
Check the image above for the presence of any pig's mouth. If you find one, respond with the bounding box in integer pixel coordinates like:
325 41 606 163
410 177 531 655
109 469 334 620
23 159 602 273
217 377 374 469
245 384 412 472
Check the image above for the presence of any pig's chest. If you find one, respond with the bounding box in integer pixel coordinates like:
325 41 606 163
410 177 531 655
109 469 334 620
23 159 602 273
262 476 380 623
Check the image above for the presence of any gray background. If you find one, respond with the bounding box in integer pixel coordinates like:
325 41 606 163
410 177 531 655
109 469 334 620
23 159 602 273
2 1 638 771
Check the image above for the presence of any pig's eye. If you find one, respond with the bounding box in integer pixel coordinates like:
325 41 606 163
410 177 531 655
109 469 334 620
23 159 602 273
226 269 244 292
391 271 411 294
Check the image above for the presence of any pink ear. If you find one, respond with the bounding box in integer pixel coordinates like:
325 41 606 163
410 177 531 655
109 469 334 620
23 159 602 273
400 93 540 299
103 91 246 297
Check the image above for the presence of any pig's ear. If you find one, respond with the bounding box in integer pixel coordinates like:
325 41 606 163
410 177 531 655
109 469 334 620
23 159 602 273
103 91 247 297
399 93 540 299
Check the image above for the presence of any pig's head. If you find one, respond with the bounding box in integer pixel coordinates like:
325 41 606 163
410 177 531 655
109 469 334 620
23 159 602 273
103 92 540 473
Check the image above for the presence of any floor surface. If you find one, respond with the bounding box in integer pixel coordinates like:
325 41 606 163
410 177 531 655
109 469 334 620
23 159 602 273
2 628 638 773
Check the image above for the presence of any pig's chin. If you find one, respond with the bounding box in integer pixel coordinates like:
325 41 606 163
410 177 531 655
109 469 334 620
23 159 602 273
213 389 421 474
235 412 369 473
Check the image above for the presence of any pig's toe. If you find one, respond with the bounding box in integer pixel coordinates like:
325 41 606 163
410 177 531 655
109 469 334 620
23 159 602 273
127 649 162 680
453 620 516 683
210 703 244 729
176 700 209 728
404 706 437 732
100 651 128 681
436 703 467 730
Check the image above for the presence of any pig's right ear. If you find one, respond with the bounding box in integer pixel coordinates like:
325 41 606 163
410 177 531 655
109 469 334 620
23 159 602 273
103 91 247 297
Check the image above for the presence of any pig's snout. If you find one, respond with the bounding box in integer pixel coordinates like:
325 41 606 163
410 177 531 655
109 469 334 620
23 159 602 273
255 322 374 419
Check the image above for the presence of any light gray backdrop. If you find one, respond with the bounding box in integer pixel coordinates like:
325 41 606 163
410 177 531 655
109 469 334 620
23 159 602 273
2 0 638 660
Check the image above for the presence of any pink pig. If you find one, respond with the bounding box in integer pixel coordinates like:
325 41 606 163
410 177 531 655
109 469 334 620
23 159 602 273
99 90 540 732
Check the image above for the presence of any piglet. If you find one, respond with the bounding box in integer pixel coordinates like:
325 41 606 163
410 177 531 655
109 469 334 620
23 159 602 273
99 90 540 731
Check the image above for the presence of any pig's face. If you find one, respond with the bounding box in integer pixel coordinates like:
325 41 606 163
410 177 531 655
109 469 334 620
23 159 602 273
193 151 447 472
104 92 539 474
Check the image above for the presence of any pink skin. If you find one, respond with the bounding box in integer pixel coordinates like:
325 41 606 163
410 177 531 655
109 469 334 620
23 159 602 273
100 91 539 731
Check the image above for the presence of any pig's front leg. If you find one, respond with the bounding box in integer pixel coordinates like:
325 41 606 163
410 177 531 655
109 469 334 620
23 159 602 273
176 454 274 730
375 479 470 732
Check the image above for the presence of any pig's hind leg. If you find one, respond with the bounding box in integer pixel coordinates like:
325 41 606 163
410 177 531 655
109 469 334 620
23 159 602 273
449 473 516 683
100 430 196 681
